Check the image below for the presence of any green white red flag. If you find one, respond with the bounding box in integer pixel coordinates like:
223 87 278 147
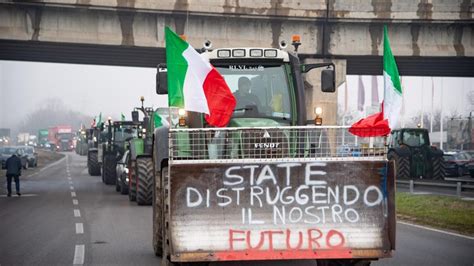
165 27 236 127
349 26 401 137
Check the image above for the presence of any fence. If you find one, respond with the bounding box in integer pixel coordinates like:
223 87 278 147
169 126 388 164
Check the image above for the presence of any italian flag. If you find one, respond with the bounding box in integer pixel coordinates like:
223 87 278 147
165 27 236 127
349 26 401 137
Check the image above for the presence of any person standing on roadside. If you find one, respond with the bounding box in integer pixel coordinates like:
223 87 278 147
5 152 22 197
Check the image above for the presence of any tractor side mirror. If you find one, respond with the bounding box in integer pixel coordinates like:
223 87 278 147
321 69 335 93
301 63 336 93
156 64 168 95
131 111 139 123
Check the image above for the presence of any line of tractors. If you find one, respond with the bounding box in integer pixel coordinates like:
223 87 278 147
75 96 165 206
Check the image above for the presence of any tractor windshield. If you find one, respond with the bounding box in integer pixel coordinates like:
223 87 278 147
215 64 292 122
402 130 429 147
114 126 137 142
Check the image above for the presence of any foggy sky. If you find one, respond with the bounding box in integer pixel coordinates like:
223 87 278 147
0 60 473 130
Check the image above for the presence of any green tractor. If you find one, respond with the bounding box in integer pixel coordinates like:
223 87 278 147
150 39 397 265
87 126 102 176
127 97 155 205
99 118 139 185
387 128 445 179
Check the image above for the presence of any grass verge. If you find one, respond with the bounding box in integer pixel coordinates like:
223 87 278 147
396 192 474 236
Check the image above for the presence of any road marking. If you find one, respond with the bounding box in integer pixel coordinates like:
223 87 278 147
73 244 85 265
75 223 84 234
74 209 81 217
68 177 72 180
70 186 74 190
73 199 78 205
71 192 76 197
39 157 66 172
0 194 38 198
398 221 474 240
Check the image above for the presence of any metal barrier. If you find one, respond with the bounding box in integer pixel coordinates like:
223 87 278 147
169 126 388 164
397 179 474 197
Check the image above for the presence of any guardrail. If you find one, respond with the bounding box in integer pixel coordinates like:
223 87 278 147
396 179 474 197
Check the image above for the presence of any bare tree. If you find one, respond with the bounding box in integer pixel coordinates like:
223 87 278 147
17 98 93 134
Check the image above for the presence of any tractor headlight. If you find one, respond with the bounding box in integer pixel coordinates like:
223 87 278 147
124 168 129 174
125 177 129 182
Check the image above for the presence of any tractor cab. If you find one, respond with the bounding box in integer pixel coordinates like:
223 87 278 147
390 128 430 148
156 45 335 128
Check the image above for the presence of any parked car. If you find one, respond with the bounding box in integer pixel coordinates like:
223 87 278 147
465 150 474 177
443 151 471 177
0 146 29 169
24 146 38 167
115 150 130 195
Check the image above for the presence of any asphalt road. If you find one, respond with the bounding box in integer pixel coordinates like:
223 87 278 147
0 152 473 266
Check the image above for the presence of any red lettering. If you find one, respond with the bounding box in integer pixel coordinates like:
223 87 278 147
229 229 245 251
307 228 323 250
326 229 345 248
262 230 284 250
286 229 303 250
229 228 345 252
246 230 265 250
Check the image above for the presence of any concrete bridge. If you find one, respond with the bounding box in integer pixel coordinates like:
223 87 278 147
0 0 472 76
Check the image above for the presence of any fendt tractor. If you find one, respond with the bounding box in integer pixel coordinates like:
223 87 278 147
127 97 155 205
151 37 396 266
388 127 444 180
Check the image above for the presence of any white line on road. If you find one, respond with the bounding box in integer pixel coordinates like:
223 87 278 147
398 221 474 241
73 209 81 217
73 199 78 205
0 194 38 198
73 244 85 265
71 192 76 197
70 186 74 190
75 223 84 234
39 157 66 172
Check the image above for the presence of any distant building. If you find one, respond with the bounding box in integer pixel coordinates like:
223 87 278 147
447 118 473 150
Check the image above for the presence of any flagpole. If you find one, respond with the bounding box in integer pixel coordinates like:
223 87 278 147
421 77 424 128
430 77 434 133
440 77 444 150
400 76 405 128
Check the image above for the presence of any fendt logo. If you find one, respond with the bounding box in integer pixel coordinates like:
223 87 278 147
254 143 280 149
254 130 280 148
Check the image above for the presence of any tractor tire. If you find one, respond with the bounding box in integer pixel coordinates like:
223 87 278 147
88 151 101 176
391 152 410 180
115 179 121 192
103 154 116 185
128 162 137 202
431 156 445 180
153 167 164 257
136 157 153 205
